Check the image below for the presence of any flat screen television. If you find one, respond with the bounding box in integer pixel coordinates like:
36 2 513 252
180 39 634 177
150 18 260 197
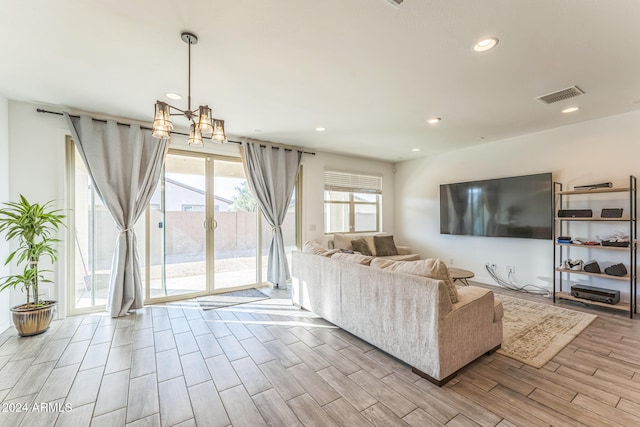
440 173 552 239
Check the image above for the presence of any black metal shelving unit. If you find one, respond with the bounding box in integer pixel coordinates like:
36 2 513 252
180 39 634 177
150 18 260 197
553 176 637 318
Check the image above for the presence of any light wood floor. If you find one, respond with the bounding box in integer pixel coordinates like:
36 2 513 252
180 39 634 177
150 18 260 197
0 284 638 427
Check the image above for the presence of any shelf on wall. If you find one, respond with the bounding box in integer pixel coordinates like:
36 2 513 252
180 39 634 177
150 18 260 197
555 268 629 281
555 187 630 195
555 243 632 251
556 292 630 312
554 217 632 222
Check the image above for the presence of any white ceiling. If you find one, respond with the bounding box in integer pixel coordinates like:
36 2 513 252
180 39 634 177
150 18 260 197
1 0 639 161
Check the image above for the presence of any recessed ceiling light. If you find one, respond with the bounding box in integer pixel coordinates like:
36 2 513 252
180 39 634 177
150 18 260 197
427 117 442 124
473 37 499 52
165 92 182 100
315 127 326 132
562 107 580 113
411 148 421 152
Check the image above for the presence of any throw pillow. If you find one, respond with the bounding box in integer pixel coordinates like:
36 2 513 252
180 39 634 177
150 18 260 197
370 258 458 303
333 234 354 251
331 252 374 266
363 235 377 256
374 235 399 257
302 241 338 257
302 240 323 254
351 238 373 256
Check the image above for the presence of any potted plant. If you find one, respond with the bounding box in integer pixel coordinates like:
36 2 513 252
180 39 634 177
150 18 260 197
0 195 65 336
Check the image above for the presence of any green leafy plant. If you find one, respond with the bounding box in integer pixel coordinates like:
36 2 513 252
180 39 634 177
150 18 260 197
230 181 257 212
0 195 65 307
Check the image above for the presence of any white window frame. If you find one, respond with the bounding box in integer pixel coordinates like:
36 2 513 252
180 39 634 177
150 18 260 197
323 170 382 234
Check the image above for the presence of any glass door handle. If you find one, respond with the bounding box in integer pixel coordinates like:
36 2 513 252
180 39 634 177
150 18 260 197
203 219 217 230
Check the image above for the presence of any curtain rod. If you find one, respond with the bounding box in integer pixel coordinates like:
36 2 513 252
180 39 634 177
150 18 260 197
36 108 316 155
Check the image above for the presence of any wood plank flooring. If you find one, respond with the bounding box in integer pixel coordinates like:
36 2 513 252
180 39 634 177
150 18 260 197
0 284 637 426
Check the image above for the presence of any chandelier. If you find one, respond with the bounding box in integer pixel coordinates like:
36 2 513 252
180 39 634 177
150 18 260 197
152 32 226 145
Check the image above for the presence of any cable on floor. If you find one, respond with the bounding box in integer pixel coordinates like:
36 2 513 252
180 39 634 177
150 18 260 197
485 263 551 297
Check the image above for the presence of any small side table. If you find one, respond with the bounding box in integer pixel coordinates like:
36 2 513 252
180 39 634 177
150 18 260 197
450 267 474 286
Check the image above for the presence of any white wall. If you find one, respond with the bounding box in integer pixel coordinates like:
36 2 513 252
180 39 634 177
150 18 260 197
0 94 10 332
395 110 640 303
301 151 395 245
7 101 70 316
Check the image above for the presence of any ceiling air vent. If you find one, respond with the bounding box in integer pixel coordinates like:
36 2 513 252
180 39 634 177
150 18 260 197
385 0 405 6
536 85 585 104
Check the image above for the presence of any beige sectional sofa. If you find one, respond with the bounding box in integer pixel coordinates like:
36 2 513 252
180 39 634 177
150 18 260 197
327 232 420 261
292 249 503 385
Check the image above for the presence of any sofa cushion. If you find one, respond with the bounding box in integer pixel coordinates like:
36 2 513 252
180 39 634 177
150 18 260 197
374 235 398 256
395 245 412 256
332 233 378 255
493 297 504 322
333 234 354 251
351 238 373 256
303 241 339 257
379 254 420 262
331 252 374 265
371 258 458 303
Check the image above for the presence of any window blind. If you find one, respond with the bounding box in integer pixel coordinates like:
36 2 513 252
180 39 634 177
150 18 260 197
323 170 382 194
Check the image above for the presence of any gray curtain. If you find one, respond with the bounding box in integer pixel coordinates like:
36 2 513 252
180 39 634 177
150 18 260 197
241 141 302 288
64 113 168 317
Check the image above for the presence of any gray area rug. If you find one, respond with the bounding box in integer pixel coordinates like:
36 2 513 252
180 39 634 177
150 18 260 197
498 294 597 368
198 288 269 310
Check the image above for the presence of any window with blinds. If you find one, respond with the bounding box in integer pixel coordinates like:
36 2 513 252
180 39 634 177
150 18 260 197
323 170 382 233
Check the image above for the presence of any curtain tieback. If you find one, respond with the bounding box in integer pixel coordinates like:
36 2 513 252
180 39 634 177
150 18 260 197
272 225 281 231
120 228 133 234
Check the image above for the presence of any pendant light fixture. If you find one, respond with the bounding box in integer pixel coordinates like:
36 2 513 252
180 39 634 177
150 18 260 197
152 32 227 145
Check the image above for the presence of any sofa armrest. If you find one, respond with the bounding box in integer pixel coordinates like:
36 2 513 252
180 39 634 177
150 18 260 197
396 245 412 255
447 286 503 327
437 286 503 378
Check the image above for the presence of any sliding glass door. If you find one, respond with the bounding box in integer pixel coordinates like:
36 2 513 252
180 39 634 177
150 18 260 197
148 153 208 299
70 143 118 310
147 151 260 302
68 144 299 313
213 159 259 289
68 138 145 313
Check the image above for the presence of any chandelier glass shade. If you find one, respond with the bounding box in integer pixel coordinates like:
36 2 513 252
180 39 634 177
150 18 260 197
152 102 173 139
212 119 226 143
152 32 226 145
188 123 203 146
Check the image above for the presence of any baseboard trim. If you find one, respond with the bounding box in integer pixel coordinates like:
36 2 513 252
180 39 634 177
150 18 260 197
0 319 10 335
